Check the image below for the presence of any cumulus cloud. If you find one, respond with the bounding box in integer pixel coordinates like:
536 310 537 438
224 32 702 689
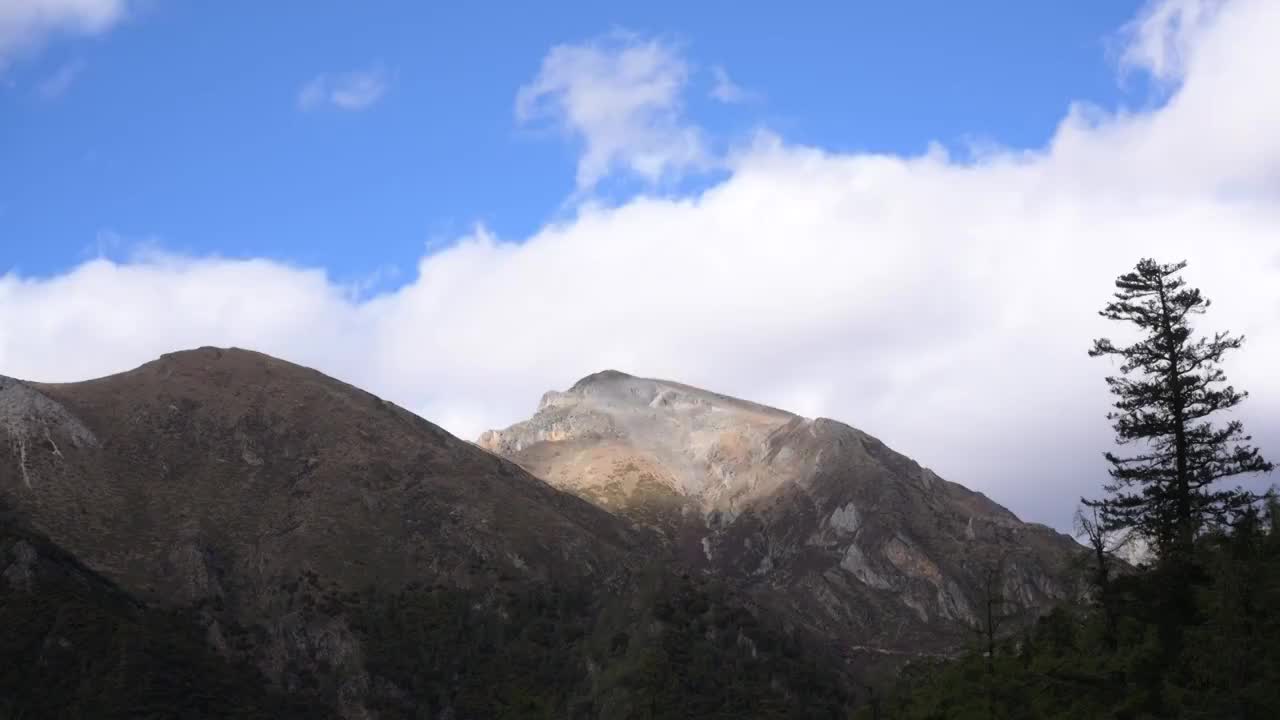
4 0 1280 533
0 0 126 68
516 31 710 189
298 65 389 111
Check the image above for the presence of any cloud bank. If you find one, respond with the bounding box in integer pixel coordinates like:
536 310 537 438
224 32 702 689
4 0 1279 532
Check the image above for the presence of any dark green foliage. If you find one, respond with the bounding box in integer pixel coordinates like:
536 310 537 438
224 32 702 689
0 524 331 720
1085 259 1272 559
608 573 851 719
351 570 854 719
870 500 1280 719
2 502 854 718
353 582 592 719
873 262 1278 718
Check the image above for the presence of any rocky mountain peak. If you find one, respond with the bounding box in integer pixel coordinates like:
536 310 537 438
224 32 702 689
567 368 635 391
480 370 805 507
481 371 1086 657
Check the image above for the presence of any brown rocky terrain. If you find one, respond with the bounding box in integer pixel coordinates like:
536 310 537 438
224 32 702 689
0 348 645 717
480 370 1087 659
0 349 1086 716
0 348 860 719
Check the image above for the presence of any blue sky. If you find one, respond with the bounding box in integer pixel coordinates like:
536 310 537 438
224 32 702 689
4 1 1143 285
3 0 1277 531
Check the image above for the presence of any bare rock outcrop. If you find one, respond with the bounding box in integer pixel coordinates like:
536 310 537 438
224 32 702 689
481 370 1086 660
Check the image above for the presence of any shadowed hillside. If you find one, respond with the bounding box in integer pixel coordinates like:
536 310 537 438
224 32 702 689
0 348 855 717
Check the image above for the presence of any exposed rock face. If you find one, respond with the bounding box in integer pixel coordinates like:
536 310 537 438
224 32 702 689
1 374 100 489
0 348 642 717
480 370 1085 658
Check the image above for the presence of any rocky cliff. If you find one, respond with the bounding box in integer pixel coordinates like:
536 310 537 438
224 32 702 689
480 370 1086 658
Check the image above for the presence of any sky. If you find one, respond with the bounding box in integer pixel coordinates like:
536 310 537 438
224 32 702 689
2 0 1278 533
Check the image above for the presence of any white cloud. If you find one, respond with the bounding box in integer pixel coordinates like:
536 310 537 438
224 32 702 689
298 65 389 111
4 0 1280 533
710 65 755 104
0 0 125 69
1119 0 1225 83
516 31 710 189
36 56 83 98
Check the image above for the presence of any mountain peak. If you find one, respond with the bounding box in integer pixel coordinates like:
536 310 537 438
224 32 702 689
481 370 1084 656
481 368 808 504
154 345 258 364
568 368 635 391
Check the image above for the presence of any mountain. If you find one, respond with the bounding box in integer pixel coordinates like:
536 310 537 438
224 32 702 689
479 370 1086 661
0 348 854 718
1 511 331 718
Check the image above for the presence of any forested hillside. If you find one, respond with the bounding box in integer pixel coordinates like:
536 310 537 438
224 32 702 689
869 503 1280 719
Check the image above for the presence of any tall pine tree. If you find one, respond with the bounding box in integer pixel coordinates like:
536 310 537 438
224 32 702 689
1085 259 1272 561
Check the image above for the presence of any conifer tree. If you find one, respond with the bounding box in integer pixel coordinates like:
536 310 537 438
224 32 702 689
1085 259 1272 560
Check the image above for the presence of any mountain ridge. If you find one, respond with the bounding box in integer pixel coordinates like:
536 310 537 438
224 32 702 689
1 347 861 718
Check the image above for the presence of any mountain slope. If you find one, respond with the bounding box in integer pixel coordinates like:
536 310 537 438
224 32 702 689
0 348 856 718
1 509 331 719
480 370 1086 658
1 348 643 715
